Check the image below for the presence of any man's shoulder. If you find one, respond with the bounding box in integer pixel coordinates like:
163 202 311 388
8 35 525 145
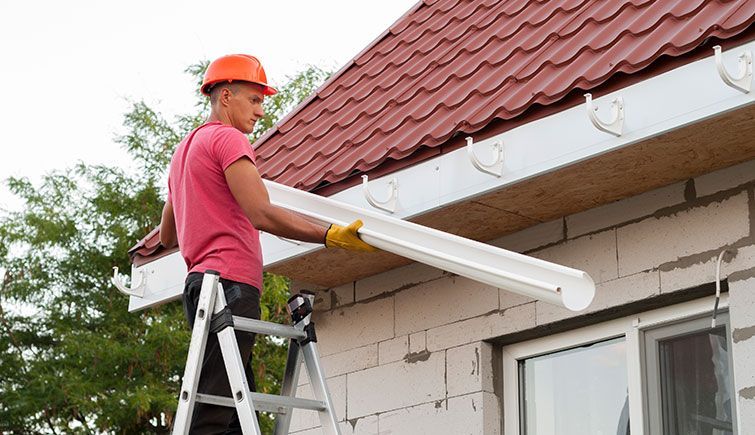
205 122 245 141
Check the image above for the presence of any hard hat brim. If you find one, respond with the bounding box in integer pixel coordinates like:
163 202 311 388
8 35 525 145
201 80 278 97
200 80 278 97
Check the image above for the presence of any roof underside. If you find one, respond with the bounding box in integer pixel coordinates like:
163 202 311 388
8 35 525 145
254 0 755 192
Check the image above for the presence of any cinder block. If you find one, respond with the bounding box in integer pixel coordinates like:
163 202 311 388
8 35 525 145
352 415 379 435
446 342 495 397
355 262 445 301
347 351 445 418
297 361 309 386
451 392 501 435
736 391 755 434
729 277 755 334
315 297 394 356
288 381 319 432
499 288 535 310
617 192 750 276
729 322 755 433
313 290 332 312
290 421 355 435
289 375 347 432
489 218 564 253
660 244 755 294
566 182 686 238
427 303 536 352
530 229 618 284
331 282 355 307
536 270 660 325
409 331 426 354
321 344 378 378
732 338 755 388
731 308 755 432
379 335 409 365
694 158 755 197
395 275 499 336
378 391 500 435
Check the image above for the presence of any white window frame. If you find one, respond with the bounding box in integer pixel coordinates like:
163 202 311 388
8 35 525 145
502 295 732 435
644 312 737 434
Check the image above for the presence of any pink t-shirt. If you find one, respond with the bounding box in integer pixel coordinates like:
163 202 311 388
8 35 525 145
168 121 263 291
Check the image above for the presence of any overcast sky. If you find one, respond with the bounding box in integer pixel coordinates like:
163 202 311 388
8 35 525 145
0 0 417 210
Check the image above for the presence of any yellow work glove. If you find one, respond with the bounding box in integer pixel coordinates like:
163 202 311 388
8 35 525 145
325 220 377 252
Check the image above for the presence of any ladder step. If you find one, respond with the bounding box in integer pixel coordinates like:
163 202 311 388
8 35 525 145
195 392 327 414
232 316 306 340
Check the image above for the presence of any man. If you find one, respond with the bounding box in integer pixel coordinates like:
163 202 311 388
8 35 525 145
159 54 375 433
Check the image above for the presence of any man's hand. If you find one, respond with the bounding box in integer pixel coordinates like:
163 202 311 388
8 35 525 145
325 220 377 252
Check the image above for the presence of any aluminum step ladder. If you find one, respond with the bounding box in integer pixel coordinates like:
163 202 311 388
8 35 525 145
172 271 340 435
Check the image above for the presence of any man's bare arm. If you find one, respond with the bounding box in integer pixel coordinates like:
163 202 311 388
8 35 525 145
224 157 328 243
159 199 178 248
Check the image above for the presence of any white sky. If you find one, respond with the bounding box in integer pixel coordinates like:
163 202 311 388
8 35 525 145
0 0 417 211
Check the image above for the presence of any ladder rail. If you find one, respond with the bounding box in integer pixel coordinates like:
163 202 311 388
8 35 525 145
274 339 304 435
302 341 341 435
172 273 219 435
212 286 262 434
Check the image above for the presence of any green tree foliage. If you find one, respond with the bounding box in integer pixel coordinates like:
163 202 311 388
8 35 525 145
0 64 330 433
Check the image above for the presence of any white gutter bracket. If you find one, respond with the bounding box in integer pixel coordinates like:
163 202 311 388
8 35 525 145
714 45 752 94
585 93 624 136
466 136 503 177
362 175 398 213
112 266 145 298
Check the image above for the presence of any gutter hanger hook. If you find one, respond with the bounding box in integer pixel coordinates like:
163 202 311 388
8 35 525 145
112 266 145 298
466 137 503 177
585 93 624 137
714 45 752 94
362 175 398 213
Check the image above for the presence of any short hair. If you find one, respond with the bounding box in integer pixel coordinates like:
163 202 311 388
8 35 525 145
209 82 242 105
209 81 266 105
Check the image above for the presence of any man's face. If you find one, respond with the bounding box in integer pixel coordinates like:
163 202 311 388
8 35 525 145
226 82 265 134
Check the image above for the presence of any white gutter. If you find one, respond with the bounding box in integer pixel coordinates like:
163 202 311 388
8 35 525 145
119 180 597 312
266 181 595 311
262 40 755 265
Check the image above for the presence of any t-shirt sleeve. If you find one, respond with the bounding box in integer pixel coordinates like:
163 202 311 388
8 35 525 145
212 126 257 171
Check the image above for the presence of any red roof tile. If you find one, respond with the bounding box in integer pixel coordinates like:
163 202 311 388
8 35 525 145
130 0 755 264
253 0 755 192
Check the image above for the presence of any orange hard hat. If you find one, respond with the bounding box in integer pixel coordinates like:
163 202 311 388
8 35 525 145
201 54 277 96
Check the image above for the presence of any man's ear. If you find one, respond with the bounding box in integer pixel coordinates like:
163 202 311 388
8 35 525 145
220 87 233 106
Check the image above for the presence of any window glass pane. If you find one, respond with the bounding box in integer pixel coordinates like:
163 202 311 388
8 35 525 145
659 326 734 435
520 337 629 435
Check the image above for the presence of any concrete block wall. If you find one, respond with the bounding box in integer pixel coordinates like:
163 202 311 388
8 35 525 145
288 159 755 434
